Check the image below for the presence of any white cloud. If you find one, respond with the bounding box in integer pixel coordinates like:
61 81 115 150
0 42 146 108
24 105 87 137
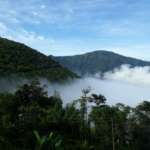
0 0 125 26
0 0 150 58
104 65 150 86
9 30 55 55
40 4 46 9
0 23 54 55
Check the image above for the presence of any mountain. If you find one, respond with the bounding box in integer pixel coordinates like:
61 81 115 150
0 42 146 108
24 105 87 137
0 37 77 81
53 50 150 75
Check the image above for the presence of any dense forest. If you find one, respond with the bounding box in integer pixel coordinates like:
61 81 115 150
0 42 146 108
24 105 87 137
0 37 77 81
53 50 150 75
0 80 150 150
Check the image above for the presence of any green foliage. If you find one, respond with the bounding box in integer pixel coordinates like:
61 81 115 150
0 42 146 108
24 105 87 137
0 81 150 150
0 37 77 81
34 131 63 150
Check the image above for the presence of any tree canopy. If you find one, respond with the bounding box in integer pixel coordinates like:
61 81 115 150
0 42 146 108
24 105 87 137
0 81 149 150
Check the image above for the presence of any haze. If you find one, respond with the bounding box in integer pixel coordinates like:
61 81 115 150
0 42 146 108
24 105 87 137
46 65 150 106
1 65 150 106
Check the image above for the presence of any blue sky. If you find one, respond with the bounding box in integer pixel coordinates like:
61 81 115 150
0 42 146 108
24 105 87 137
0 0 150 60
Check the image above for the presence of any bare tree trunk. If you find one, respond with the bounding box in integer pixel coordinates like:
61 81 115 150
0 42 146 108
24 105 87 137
111 118 115 150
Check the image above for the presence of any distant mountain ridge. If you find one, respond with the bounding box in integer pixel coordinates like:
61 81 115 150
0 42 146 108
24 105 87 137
0 37 77 81
52 50 150 76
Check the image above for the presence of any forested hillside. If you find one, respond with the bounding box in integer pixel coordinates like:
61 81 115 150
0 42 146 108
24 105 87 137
53 50 150 75
0 37 77 81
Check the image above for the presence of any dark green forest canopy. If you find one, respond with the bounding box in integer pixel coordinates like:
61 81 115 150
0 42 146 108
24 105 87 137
0 81 150 150
0 37 77 81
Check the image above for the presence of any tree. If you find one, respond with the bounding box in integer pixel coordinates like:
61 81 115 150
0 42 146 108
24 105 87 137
129 101 150 150
91 94 106 106
34 131 63 150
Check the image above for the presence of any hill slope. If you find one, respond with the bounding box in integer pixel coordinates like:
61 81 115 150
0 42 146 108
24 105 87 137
0 37 76 81
53 50 150 75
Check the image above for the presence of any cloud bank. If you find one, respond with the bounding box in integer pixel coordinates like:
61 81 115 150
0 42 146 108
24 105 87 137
1 65 150 106
104 65 150 86
47 77 150 106
46 65 150 106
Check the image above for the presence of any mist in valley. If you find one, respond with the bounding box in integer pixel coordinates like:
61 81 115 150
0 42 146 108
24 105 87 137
1 65 150 106
0 77 28 93
46 65 150 106
47 77 150 106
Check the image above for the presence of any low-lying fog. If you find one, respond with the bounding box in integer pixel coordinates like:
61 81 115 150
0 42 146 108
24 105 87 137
47 77 150 106
48 65 150 106
1 65 150 106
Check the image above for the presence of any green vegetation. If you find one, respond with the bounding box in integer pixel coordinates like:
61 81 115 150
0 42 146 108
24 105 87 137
34 131 63 150
0 81 150 150
0 37 77 81
53 50 150 75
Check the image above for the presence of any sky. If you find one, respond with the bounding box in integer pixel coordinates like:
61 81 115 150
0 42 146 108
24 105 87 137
0 0 150 60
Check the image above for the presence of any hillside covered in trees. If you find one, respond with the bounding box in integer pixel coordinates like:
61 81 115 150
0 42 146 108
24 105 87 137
53 50 150 75
0 37 77 81
0 81 150 150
